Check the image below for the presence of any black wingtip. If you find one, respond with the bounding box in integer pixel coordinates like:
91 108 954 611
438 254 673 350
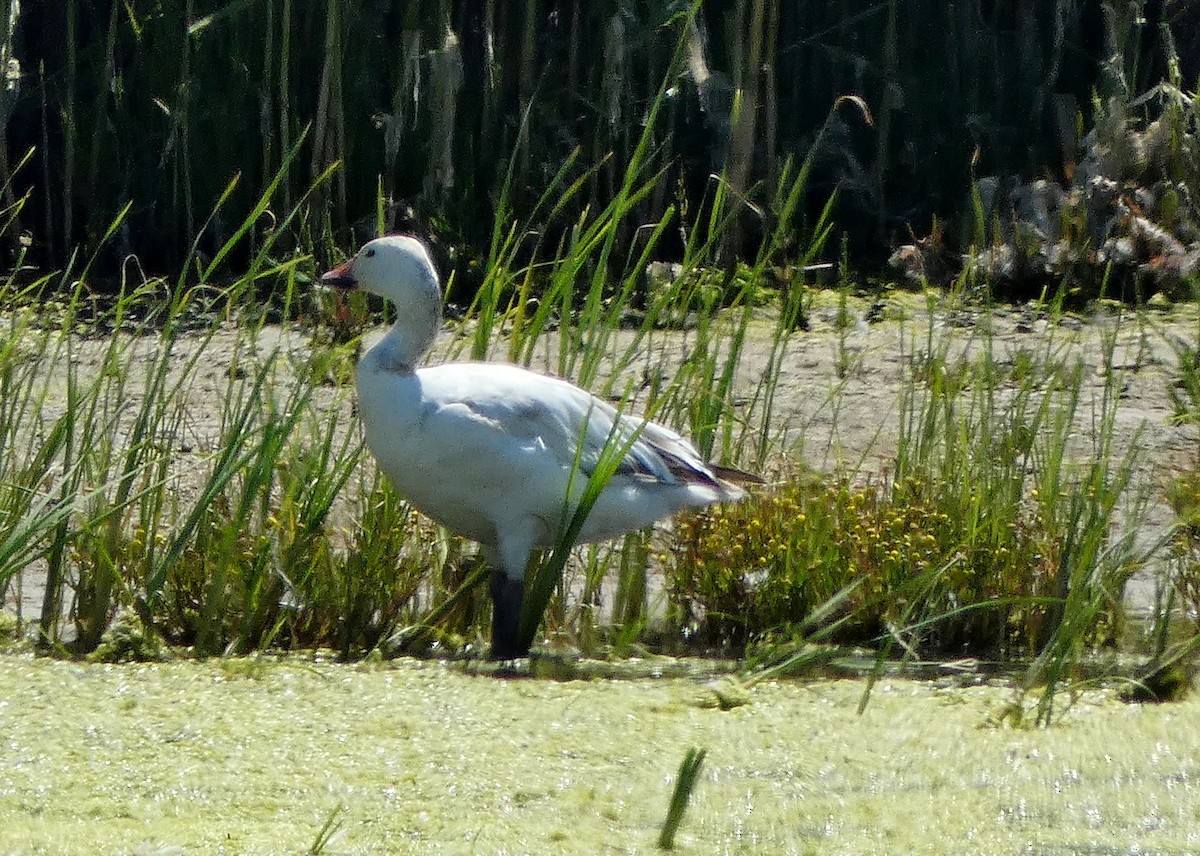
708 463 768 487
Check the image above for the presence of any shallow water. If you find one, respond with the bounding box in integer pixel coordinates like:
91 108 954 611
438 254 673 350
1 654 1198 855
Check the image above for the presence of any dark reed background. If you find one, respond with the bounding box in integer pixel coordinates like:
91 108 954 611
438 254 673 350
2 0 1198 278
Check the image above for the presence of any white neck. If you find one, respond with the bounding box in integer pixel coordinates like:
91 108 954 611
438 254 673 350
375 298 442 372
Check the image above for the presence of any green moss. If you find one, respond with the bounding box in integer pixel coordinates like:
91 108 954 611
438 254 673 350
2 655 1200 854
86 608 168 664
0 612 19 644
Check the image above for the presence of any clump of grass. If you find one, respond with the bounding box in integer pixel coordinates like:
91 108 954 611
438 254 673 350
1166 467 1200 624
672 283 1147 686
1164 293 1200 427
671 470 1065 655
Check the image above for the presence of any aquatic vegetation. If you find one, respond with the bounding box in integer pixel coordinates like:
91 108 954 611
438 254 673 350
3 656 1200 854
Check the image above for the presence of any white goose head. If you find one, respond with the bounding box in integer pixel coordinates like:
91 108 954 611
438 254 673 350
322 235 440 304
321 235 443 370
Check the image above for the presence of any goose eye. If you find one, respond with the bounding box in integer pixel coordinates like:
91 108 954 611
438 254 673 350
365 249 376 258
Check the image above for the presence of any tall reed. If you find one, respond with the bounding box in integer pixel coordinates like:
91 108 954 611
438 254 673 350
13 0 1174 276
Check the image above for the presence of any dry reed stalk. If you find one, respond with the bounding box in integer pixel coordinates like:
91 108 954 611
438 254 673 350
872 0 896 237
39 60 52 254
85 0 119 243
63 0 77 260
726 0 767 254
278 0 292 214
310 0 345 224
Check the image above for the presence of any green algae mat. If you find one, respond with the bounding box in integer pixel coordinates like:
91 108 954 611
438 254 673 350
1 654 1198 854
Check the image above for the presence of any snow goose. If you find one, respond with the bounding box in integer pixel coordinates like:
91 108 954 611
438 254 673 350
321 235 756 658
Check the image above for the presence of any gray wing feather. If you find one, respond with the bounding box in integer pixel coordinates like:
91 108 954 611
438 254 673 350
454 369 721 489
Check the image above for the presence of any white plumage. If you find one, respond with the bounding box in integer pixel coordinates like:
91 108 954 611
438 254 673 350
321 235 753 657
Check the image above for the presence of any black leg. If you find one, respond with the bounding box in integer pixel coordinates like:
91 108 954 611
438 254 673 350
489 570 528 660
